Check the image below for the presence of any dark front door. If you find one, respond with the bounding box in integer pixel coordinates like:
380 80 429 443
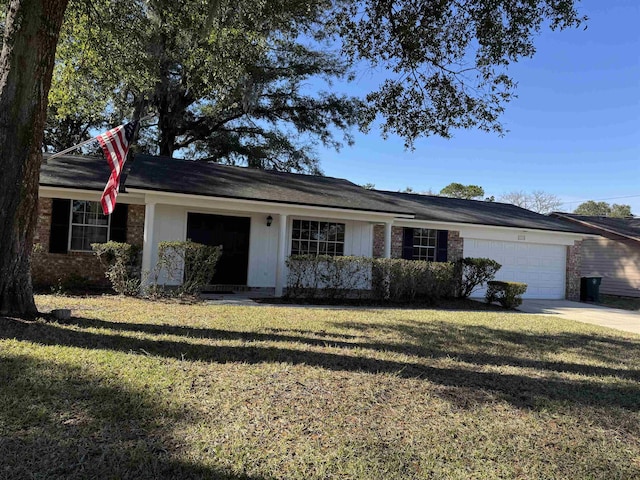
186 213 251 285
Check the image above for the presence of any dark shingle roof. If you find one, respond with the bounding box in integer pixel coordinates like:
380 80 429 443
38 154 591 235
40 155 114 191
551 213 640 242
371 190 594 234
40 154 413 215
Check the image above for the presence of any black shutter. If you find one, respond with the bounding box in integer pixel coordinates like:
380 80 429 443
402 227 414 260
436 230 448 262
109 203 128 243
49 198 71 253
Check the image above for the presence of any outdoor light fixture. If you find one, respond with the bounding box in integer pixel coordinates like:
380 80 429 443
266 215 273 227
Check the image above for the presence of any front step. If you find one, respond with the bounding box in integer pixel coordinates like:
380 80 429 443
202 284 251 293
201 285 275 295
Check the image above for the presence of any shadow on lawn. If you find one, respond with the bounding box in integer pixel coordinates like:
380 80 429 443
0 353 269 480
336 318 640 365
55 315 640 382
2 316 639 412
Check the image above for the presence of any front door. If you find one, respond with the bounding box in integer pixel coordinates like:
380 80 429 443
186 213 251 285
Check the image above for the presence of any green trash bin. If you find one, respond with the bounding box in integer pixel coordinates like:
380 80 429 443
580 277 602 302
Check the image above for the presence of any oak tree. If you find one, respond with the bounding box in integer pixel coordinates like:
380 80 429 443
440 183 485 200
574 201 633 217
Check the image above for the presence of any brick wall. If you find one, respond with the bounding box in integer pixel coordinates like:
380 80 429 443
31 198 145 289
447 231 464 262
565 240 582 301
372 224 462 261
372 224 385 258
372 225 404 258
127 204 145 246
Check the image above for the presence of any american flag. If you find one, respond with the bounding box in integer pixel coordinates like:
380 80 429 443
98 121 137 215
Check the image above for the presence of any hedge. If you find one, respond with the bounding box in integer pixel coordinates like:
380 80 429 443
485 281 528 309
286 256 457 303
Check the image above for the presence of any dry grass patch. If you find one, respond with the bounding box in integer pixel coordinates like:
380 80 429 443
0 295 639 479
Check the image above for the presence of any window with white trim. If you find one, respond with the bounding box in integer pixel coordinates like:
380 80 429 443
412 228 437 261
291 220 345 256
69 200 110 251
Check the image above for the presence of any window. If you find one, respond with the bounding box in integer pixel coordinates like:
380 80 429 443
412 228 437 261
291 220 345 256
69 200 110 251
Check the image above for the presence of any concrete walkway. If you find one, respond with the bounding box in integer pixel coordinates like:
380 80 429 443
518 299 640 335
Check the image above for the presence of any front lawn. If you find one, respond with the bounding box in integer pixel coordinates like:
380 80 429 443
1 295 639 479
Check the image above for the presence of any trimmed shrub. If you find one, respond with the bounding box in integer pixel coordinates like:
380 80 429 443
150 241 221 296
371 258 456 303
485 281 528 309
286 255 372 300
285 256 457 303
455 257 502 298
92 241 141 295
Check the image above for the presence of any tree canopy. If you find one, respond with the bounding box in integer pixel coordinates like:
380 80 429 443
45 0 586 172
45 0 362 173
573 201 633 218
439 183 485 200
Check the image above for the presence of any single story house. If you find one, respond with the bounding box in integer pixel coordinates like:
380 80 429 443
551 213 640 298
34 154 593 299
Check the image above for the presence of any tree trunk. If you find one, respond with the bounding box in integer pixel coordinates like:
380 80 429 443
0 0 69 316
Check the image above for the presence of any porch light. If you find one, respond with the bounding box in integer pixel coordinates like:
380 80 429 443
266 215 273 227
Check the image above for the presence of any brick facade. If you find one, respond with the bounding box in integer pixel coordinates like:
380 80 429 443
565 240 582 301
446 230 464 262
127 204 145 246
372 224 462 262
31 198 145 289
372 225 384 258
372 225 404 258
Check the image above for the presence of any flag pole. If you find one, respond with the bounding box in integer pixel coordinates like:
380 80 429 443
46 113 156 161
46 137 100 161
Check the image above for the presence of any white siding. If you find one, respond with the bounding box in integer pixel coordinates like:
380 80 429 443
344 221 373 257
247 214 279 287
151 204 188 285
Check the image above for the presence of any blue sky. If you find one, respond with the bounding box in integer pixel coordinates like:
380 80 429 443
315 0 640 214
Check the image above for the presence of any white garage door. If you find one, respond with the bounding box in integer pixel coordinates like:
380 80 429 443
464 239 566 299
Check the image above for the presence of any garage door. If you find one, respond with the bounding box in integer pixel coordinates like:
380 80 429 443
464 239 566 299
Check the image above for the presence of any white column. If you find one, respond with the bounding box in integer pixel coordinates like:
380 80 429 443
141 202 156 286
384 221 393 258
274 213 288 297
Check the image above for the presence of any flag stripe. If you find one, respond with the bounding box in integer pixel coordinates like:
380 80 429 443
98 121 137 215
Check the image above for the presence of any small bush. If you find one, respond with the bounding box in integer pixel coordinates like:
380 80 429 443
151 241 221 296
92 242 141 295
286 255 372 300
485 281 528 309
371 258 456 303
455 257 502 298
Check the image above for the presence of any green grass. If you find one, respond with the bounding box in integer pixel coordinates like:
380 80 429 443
599 294 640 311
1 295 639 479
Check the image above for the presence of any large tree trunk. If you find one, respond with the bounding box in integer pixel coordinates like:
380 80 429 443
0 0 69 316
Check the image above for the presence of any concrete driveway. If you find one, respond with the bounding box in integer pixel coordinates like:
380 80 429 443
518 299 640 335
